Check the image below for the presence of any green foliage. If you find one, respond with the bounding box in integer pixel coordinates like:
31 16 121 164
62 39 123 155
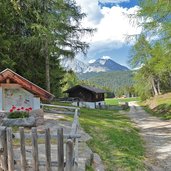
77 71 135 97
86 165 94 171
8 111 29 119
138 0 171 43
0 0 93 97
62 70 79 94
129 34 151 68
130 0 171 100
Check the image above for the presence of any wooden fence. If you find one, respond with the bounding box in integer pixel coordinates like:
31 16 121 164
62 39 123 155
41 104 80 115
0 105 80 171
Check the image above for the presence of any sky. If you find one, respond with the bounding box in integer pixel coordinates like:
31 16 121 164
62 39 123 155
74 0 142 67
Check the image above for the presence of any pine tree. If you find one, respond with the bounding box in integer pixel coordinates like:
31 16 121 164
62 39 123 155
0 0 93 97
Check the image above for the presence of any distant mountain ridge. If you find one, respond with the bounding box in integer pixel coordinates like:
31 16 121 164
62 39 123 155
60 56 129 73
60 58 88 73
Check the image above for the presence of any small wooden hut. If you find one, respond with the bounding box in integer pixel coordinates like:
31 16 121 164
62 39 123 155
64 85 106 108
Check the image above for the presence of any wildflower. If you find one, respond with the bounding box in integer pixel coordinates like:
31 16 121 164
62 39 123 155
12 106 16 110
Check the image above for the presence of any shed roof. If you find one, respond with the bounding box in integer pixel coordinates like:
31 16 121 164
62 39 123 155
64 85 106 94
0 68 54 100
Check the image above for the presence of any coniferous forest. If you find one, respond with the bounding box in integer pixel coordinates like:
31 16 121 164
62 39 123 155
0 0 93 97
77 71 135 97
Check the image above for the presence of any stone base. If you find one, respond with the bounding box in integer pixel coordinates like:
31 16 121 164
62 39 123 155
0 109 44 127
2 117 36 127
29 109 44 126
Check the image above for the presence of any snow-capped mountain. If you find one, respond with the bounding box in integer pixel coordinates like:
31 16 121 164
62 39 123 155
87 56 129 72
60 56 129 73
60 58 88 73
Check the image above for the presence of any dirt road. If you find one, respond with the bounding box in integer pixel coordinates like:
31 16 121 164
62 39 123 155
128 102 171 171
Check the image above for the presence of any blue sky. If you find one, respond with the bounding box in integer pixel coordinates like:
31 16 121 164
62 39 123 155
75 0 141 67
99 0 138 8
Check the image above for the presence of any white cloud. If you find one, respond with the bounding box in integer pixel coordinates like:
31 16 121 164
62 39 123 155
75 0 103 24
75 0 142 63
75 0 141 43
92 5 141 44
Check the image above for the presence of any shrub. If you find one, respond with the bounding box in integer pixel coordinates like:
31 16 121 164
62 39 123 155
8 111 29 119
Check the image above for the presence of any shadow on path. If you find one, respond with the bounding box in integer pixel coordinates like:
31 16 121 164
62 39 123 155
128 102 171 171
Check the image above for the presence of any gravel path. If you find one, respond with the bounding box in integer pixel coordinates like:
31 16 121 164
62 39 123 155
128 102 171 171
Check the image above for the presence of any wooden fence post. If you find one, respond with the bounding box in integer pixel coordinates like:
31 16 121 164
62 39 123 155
58 128 64 171
6 127 14 171
19 127 27 171
75 138 79 167
0 126 8 171
45 128 51 171
31 127 39 171
66 139 74 171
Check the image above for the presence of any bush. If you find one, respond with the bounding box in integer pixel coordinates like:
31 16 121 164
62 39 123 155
8 111 29 119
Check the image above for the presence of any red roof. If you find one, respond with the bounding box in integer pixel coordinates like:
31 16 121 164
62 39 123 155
0 68 54 100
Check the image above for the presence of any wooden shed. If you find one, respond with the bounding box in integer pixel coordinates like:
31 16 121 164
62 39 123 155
64 85 106 108
0 68 54 112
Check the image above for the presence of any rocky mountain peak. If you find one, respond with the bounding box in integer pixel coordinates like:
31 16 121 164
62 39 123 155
60 56 129 73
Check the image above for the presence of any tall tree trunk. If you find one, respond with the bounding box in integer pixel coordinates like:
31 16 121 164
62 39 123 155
169 72 171 87
157 79 161 95
45 41 50 92
151 77 158 96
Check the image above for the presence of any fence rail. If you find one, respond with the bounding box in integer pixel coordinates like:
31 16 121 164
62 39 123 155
0 104 80 171
41 104 80 115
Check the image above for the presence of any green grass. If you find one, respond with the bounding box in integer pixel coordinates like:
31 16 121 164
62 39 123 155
140 93 171 120
86 165 94 171
105 97 140 105
79 108 145 171
8 111 29 119
51 101 73 106
43 101 145 170
142 104 171 120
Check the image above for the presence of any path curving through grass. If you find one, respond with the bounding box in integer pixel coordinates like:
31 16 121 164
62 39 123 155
80 108 145 171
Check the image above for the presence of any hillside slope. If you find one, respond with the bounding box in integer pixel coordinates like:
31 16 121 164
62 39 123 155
143 93 171 119
77 71 134 92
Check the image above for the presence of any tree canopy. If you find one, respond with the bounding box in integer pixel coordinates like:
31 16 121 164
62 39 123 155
0 0 93 97
130 0 171 99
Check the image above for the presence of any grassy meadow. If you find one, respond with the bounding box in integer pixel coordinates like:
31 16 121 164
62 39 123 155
79 108 145 171
52 100 145 170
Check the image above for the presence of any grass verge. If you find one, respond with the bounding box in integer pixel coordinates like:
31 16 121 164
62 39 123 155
79 108 145 171
105 97 140 105
141 104 171 120
140 93 171 120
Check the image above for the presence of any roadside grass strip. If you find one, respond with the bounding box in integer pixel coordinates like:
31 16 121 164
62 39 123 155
80 108 145 171
105 97 140 105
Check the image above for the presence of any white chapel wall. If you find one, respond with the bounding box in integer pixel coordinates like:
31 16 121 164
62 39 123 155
3 87 34 111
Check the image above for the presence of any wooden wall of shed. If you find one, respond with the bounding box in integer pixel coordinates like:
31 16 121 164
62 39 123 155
68 87 104 102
